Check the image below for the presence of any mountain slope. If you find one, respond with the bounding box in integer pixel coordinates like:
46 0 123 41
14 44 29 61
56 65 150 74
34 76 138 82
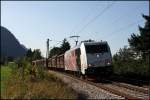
1 26 27 58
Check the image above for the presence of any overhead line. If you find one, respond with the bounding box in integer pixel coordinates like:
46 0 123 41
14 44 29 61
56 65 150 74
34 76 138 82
52 1 116 47
102 20 143 40
70 4 101 36
77 1 116 35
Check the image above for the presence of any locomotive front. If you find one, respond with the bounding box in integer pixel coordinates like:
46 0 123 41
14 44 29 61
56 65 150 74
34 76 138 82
80 41 113 76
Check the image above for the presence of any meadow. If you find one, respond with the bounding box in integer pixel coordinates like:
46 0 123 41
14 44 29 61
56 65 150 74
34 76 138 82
1 63 78 99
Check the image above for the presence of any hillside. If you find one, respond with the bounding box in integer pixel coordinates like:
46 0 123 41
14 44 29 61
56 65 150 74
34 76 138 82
1 26 27 58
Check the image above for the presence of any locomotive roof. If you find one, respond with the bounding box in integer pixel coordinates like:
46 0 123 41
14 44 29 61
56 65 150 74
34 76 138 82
83 41 107 45
66 41 108 53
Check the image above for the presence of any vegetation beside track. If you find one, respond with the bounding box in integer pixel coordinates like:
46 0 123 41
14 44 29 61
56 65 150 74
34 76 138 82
112 15 149 81
1 61 78 99
1 65 12 94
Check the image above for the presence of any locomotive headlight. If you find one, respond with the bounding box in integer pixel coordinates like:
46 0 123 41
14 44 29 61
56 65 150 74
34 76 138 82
107 62 111 65
105 59 112 66
88 64 92 67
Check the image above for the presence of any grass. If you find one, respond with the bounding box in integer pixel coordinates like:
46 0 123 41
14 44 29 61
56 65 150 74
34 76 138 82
1 65 12 94
1 64 78 99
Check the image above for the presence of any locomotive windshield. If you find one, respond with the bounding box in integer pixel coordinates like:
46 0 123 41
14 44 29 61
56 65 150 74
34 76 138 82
85 44 108 53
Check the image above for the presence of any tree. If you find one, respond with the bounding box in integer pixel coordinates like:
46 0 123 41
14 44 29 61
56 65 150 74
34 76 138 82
49 38 70 57
113 46 136 73
26 48 33 58
26 48 33 61
113 15 150 79
128 14 150 59
25 48 43 61
113 46 148 78
49 47 61 57
32 49 42 60
113 46 136 62
60 38 70 54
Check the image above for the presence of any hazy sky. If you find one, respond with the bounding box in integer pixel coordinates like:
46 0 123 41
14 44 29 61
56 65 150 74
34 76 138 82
1 1 149 57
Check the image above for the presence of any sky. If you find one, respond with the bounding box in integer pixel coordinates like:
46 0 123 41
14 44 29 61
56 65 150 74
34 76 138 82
1 1 149 57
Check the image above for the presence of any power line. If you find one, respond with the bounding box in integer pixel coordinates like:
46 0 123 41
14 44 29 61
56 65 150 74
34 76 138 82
102 20 143 40
52 1 116 47
89 8 145 40
77 1 116 35
66 1 115 47
70 3 101 36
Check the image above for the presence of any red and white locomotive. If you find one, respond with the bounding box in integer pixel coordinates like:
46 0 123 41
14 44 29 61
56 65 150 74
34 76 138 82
32 41 113 77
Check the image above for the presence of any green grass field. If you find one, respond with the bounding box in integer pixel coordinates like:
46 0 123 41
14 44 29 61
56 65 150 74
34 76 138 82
1 65 12 94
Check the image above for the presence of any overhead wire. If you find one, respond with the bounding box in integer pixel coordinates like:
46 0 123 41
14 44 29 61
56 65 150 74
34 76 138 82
68 3 103 46
61 1 115 46
77 1 116 35
52 1 141 48
51 19 143 50
102 20 143 40
92 3 145 41
67 1 116 46
70 3 101 36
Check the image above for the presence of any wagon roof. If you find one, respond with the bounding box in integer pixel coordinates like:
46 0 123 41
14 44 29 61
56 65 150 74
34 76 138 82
33 59 45 62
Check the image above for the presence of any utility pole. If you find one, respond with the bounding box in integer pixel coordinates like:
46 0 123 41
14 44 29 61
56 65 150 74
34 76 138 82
46 38 52 68
70 35 80 46
46 39 49 59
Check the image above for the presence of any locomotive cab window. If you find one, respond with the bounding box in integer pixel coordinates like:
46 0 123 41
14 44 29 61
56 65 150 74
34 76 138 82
85 44 108 53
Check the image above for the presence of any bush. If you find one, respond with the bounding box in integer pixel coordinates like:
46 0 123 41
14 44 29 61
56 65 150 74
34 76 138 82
113 58 149 80
113 47 149 80
36 65 45 80
8 62 17 74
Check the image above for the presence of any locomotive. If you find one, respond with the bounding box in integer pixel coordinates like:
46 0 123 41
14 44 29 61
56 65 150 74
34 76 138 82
32 41 113 77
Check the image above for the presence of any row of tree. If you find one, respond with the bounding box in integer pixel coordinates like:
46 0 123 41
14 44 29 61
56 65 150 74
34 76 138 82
113 14 149 79
1 49 43 65
25 49 43 62
1 38 70 65
49 38 70 57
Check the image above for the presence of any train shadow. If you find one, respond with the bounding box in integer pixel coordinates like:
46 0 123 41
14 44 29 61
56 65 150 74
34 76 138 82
77 92 88 100
92 79 112 84
87 76 112 84
109 75 149 87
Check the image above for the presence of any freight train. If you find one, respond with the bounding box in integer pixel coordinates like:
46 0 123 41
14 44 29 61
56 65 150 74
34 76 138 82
32 41 113 77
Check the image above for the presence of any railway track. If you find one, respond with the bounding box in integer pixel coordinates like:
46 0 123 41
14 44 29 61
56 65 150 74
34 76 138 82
84 78 149 99
110 75 149 86
94 82 149 99
110 81 149 94
49 70 149 99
